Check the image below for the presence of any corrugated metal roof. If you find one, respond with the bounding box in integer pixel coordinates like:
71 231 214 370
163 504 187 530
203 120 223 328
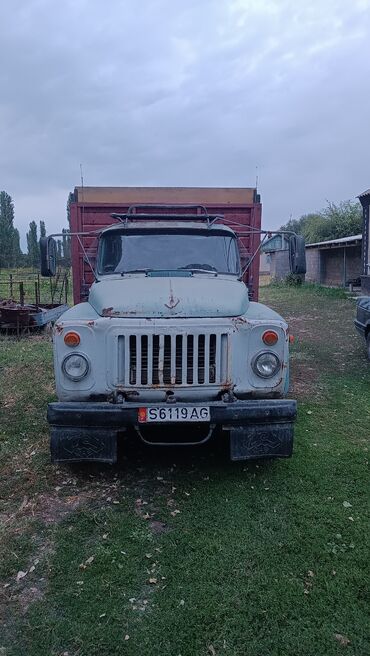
358 189 370 198
306 234 362 248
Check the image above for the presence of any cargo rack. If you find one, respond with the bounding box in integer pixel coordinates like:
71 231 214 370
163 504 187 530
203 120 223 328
111 204 224 226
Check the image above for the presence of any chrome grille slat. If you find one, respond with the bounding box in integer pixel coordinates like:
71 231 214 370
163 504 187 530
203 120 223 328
147 335 153 385
136 335 142 386
204 334 210 385
193 335 199 385
158 334 165 385
215 335 221 384
181 335 187 385
118 331 228 387
170 335 176 385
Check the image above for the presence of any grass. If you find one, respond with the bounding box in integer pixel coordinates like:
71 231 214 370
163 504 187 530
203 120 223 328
0 284 369 656
0 267 70 305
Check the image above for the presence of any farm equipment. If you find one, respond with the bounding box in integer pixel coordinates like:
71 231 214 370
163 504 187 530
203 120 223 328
0 270 69 335
40 186 306 464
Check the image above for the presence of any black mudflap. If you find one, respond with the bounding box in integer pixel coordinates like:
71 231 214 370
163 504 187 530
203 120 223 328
50 427 118 464
230 423 294 461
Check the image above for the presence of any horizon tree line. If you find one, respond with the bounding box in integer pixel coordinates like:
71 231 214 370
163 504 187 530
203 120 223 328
0 189 364 270
0 190 71 270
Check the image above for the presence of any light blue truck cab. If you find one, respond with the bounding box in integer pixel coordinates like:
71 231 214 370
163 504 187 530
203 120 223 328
46 215 298 463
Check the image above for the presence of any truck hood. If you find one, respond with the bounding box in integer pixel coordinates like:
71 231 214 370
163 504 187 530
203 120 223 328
88 276 248 318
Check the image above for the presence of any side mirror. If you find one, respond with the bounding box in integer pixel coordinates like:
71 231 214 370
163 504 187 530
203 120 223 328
40 236 57 277
289 235 306 275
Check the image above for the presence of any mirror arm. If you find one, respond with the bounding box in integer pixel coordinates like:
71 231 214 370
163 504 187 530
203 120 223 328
240 233 269 278
76 235 98 282
45 230 100 282
237 229 304 280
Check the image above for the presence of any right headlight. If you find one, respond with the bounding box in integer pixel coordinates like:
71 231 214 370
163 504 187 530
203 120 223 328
252 351 280 378
62 353 90 381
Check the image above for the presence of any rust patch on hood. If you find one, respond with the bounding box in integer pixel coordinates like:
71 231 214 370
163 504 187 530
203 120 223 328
102 307 140 317
231 316 250 330
102 307 114 317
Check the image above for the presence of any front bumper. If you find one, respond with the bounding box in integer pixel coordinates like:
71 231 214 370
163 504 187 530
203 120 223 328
48 399 297 463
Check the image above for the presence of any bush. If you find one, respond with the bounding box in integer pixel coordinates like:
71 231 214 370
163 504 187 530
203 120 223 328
284 273 303 285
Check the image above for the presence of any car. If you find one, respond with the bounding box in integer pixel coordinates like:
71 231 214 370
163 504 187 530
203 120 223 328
354 296 370 360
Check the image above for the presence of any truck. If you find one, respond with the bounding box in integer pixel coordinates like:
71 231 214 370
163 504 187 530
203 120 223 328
40 186 306 464
355 296 370 359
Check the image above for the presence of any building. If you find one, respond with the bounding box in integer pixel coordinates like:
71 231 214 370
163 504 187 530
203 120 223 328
260 234 290 280
359 189 370 293
305 234 362 287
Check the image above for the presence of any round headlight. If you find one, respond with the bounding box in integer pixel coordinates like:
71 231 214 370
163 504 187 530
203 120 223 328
253 351 280 378
62 353 89 381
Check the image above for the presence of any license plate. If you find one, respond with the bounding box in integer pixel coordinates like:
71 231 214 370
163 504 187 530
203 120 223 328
138 406 210 423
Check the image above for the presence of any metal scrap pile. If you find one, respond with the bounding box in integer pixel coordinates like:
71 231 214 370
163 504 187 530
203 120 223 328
0 298 34 309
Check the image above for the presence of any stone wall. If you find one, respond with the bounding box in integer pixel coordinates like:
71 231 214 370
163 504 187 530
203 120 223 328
306 244 361 286
305 249 321 283
269 250 290 280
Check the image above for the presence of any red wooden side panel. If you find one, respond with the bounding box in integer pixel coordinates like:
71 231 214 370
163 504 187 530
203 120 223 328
70 201 262 305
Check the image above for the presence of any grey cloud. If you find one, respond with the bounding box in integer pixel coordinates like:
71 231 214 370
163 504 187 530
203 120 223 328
0 0 369 239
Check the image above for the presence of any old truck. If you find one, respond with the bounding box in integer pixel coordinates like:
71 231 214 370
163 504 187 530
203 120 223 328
40 186 306 464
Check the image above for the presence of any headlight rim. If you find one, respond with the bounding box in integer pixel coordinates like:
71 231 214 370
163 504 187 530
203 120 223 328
252 350 281 379
62 352 90 381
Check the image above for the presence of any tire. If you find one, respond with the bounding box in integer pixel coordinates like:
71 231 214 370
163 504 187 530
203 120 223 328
367 334 370 361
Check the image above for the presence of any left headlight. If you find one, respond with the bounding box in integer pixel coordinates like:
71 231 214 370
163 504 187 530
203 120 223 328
62 353 90 381
252 351 280 378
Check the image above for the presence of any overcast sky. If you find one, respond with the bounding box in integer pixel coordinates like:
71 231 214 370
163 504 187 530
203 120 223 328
1 0 370 245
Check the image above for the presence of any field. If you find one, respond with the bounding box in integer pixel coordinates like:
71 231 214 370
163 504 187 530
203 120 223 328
0 284 369 656
0 268 69 305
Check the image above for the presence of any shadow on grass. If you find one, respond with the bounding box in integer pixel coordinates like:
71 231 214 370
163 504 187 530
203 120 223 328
67 428 280 488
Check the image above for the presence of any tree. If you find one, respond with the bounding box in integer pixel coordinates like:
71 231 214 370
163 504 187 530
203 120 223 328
280 213 323 243
0 191 19 268
26 221 39 268
39 220 46 238
62 228 71 265
67 192 74 228
12 228 22 266
280 200 363 243
320 201 362 240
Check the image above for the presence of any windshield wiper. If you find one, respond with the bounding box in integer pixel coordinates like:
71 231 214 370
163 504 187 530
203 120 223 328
121 269 150 276
177 267 218 275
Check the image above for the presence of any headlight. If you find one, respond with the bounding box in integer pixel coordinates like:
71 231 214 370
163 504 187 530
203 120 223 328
252 351 280 378
62 353 89 381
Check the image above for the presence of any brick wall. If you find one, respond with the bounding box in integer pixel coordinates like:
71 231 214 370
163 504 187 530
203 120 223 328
306 249 321 283
270 250 290 280
306 245 361 286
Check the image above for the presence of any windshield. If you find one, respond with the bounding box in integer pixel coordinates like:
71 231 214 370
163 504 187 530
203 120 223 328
97 231 240 275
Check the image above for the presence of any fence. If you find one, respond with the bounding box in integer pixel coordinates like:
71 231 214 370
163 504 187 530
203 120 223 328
0 268 70 307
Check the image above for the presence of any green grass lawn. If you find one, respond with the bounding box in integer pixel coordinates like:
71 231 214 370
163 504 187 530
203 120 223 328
0 268 70 305
0 284 369 656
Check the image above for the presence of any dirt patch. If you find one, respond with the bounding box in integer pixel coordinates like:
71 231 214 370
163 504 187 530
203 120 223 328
289 357 321 400
17 585 45 614
149 520 169 535
261 288 367 397
34 493 83 524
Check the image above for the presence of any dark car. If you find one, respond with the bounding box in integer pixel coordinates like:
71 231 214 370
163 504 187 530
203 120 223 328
355 297 370 360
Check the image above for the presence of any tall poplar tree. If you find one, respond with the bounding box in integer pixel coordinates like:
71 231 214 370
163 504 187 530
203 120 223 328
39 220 46 238
26 221 39 268
0 191 18 267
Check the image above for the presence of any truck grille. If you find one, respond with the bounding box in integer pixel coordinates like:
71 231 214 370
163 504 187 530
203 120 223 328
117 333 229 386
